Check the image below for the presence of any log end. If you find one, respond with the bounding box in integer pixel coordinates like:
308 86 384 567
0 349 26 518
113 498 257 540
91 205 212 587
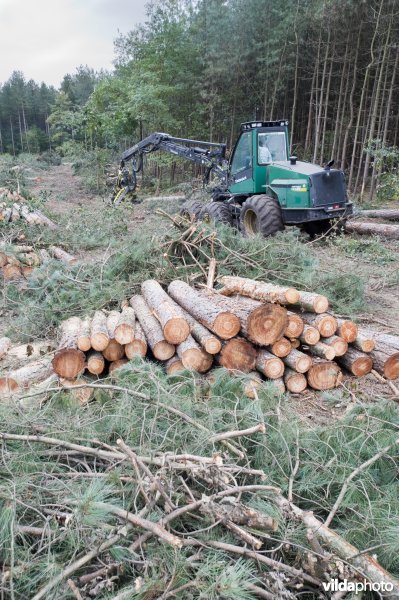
203 336 222 355
213 312 241 340
153 341 175 361
109 359 129 375
114 325 135 346
163 318 190 345
125 340 147 359
220 338 257 373
307 362 342 390
313 295 329 313
181 348 213 373
286 288 300 304
0 377 19 396
248 304 288 346
338 321 358 343
52 349 86 380
384 353 399 380
90 333 109 352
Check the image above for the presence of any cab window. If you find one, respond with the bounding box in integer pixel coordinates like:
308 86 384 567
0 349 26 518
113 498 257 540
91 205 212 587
258 131 287 164
230 132 252 175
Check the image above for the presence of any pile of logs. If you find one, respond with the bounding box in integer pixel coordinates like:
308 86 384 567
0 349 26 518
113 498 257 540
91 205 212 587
1 275 398 397
0 244 76 281
0 187 58 229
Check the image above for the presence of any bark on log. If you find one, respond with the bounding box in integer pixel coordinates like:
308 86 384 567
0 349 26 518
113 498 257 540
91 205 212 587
337 347 373 376
267 337 292 358
168 280 240 340
243 371 263 399
283 368 307 393
48 246 76 264
4 341 55 361
165 356 185 375
374 332 399 350
179 306 221 354
307 342 336 361
0 358 53 396
52 317 86 380
352 332 375 353
77 318 91 352
270 377 286 394
203 291 288 346
176 334 212 373
299 325 320 346
217 338 257 373
256 349 285 379
219 275 299 305
106 311 121 339
292 291 329 314
307 360 342 390
0 337 11 359
114 307 136 345
321 335 348 357
302 312 338 337
336 318 358 343
109 359 129 375
90 311 109 352
103 339 125 362
282 349 312 373
86 351 105 375
369 348 399 380
124 322 148 359
359 208 399 220
285 312 304 338
142 279 189 344
345 220 399 239
130 295 174 360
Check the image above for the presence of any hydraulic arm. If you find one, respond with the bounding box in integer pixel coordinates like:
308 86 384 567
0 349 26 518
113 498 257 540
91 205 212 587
112 132 227 205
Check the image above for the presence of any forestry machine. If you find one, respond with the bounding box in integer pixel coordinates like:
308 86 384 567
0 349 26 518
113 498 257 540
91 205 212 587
112 121 353 237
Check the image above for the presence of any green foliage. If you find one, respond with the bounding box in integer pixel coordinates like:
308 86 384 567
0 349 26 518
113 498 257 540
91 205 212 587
364 140 399 201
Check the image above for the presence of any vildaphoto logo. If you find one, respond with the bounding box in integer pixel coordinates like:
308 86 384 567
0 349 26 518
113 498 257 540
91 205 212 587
322 579 394 594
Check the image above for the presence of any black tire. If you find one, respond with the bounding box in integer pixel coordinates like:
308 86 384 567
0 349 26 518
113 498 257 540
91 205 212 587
239 195 284 237
179 200 204 220
200 201 233 226
302 220 332 238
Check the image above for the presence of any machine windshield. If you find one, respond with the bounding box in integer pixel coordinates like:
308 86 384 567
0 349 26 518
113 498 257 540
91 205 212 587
258 132 287 163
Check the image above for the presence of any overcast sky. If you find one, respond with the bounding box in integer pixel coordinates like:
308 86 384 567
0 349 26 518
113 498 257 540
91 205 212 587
0 0 147 87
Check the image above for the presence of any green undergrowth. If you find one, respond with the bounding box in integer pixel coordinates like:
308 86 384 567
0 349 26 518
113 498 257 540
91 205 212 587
0 362 398 597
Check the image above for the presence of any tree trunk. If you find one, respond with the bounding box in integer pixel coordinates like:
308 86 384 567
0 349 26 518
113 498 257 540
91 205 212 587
165 356 184 375
103 340 125 362
307 342 336 361
336 347 373 376
321 335 348 357
48 246 76 264
203 291 288 346
292 291 329 314
52 317 86 380
124 321 147 359
130 295 174 360
285 311 304 338
179 307 221 355
114 307 136 345
256 349 285 379
77 318 91 352
359 209 399 220
352 332 375 353
176 334 212 373
369 348 399 380
168 280 240 340
86 351 105 375
271 377 286 394
307 360 342 390
299 325 320 346
302 313 337 337
243 371 263 399
345 221 399 240
142 279 190 344
284 368 307 393
336 318 358 343
90 311 109 352
219 276 299 305
267 337 292 358
283 349 312 373
217 338 257 373
0 358 54 396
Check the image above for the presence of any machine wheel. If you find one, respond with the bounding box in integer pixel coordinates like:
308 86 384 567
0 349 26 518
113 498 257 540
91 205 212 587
302 220 332 238
239 195 284 237
200 201 233 226
179 200 204 220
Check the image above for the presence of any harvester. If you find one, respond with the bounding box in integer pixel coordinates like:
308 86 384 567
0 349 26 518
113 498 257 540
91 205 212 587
112 120 353 237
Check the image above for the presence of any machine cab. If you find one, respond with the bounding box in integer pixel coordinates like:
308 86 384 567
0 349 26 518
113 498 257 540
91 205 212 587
228 121 289 195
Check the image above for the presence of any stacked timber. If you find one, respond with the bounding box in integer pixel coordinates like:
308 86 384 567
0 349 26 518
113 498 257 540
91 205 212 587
0 244 76 281
0 188 58 228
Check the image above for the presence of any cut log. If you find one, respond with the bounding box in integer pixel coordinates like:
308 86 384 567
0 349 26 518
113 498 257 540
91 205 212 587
219 275 299 305
307 360 342 390
256 349 285 379
0 358 53 396
109 359 129 375
293 291 329 314
359 209 399 220
124 322 147 359
370 348 399 380
299 325 320 346
283 349 312 373
374 332 399 350
106 310 121 338
114 307 136 345
270 377 286 394
165 356 185 375
307 342 336 361
243 371 263 399
76 318 91 352
86 351 105 375
52 317 86 380
203 291 288 345
321 335 348 357
130 295 174 360
176 334 212 373
0 252 8 267
4 341 55 361
168 280 240 340
179 307 221 355
336 347 373 376
290 339 301 349
285 311 304 338
103 339 125 362
142 279 189 344
0 337 11 359
345 220 399 240
2 263 23 280
302 312 338 337
60 378 93 405
284 368 307 393
352 332 375 353
336 318 358 343
267 337 292 358
90 311 109 352
218 337 257 373
48 246 76 264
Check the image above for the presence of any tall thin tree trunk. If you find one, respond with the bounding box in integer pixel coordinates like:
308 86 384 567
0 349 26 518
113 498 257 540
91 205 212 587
305 66 317 153
320 47 334 164
290 0 300 152
341 27 361 171
332 34 350 164
10 117 15 156
313 23 330 163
